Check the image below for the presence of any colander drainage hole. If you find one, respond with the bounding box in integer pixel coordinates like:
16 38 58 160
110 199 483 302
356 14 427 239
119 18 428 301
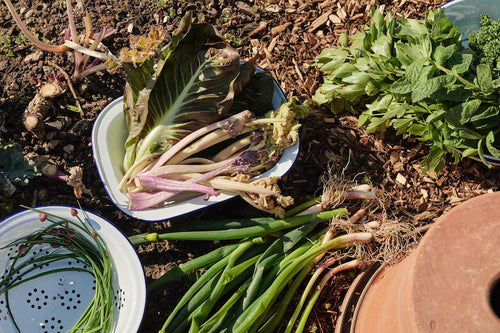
41 317 64 332
490 277 500 318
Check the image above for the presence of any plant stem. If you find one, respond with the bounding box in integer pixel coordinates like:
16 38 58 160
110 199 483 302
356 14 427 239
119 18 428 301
131 209 347 242
3 0 70 53
295 260 360 333
433 61 475 87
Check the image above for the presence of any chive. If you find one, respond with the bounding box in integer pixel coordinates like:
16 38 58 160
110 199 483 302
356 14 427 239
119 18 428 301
1 207 115 332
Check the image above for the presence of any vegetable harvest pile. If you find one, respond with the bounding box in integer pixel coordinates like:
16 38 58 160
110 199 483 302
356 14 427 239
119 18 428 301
314 8 500 172
118 12 305 214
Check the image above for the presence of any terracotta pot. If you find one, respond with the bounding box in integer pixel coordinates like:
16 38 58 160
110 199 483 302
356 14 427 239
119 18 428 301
337 192 500 333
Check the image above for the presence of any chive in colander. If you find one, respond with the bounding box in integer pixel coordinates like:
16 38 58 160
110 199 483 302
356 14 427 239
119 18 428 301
0 206 146 333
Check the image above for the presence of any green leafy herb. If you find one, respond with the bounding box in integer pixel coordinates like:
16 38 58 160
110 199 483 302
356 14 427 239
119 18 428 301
469 14 500 77
314 7 500 172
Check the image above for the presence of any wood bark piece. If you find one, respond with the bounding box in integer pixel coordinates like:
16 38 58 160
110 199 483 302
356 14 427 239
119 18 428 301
308 10 332 32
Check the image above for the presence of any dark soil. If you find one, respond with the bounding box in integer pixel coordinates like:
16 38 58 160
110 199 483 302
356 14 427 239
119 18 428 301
2 0 500 332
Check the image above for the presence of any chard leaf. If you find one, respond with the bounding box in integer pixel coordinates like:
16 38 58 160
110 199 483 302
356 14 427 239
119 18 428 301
122 12 251 171
411 75 456 103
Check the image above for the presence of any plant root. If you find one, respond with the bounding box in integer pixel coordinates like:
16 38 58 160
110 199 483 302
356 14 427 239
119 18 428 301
23 80 65 138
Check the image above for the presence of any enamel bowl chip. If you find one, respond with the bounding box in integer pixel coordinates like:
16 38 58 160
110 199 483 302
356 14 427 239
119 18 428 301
0 206 146 333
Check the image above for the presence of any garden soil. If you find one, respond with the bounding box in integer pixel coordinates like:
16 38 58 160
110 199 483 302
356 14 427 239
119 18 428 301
2 1 500 332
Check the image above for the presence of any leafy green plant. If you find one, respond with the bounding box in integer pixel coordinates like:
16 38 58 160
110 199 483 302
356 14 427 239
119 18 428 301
469 14 500 77
0 141 39 193
314 8 500 172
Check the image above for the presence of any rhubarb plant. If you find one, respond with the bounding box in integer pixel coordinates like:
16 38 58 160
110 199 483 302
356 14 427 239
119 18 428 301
3 0 117 82
120 99 307 216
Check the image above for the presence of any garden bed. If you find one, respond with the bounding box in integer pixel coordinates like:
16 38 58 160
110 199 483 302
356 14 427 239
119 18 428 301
2 0 500 331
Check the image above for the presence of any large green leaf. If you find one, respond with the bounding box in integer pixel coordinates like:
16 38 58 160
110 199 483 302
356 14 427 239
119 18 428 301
122 12 253 171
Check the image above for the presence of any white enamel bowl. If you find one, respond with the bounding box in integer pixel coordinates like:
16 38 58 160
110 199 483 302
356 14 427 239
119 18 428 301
92 75 299 221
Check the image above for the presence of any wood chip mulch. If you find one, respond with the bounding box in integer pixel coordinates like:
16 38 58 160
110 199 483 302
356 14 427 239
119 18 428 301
2 0 499 332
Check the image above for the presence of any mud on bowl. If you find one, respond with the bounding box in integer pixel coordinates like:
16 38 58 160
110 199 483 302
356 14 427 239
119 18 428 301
92 74 299 221
0 206 146 333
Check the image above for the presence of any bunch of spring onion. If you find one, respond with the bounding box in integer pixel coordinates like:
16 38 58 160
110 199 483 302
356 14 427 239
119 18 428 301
119 99 308 216
0 207 114 332
129 184 378 333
